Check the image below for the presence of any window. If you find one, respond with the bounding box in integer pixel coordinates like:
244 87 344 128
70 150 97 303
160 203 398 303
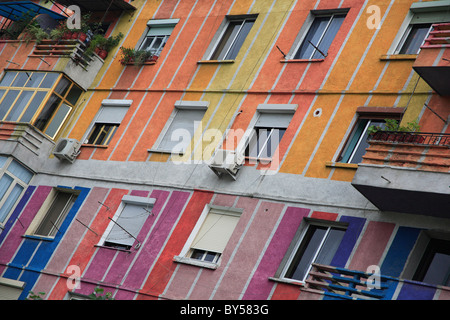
0 277 25 300
139 19 178 57
33 189 78 237
0 71 83 139
85 99 131 146
0 156 33 225
293 12 346 60
176 205 242 268
393 2 450 55
153 101 208 154
279 220 347 283
338 107 404 164
101 195 155 250
209 16 256 60
243 104 296 161
413 238 450 287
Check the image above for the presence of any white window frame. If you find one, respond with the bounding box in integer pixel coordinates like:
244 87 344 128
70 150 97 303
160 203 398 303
288 9 348 60
388 0 450 55
137 18 179 56
0 156 33 227
237 104 297 162
83 99 132 145
274 218 348 285
205 15 257 61
174 204 242 269
25 187 79 239
150 100 208 154
98 195 156 250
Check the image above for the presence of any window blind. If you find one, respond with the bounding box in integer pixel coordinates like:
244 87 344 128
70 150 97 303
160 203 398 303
191 211 240 254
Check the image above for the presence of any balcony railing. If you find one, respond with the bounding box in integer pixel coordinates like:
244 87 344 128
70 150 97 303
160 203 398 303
304 263 397 300
421 23 450 49
369 131 450 147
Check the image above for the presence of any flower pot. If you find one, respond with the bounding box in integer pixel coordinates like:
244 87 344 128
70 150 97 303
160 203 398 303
63 31 73 39
71 31 79 39
150 55 159 62
98 49 108 59
78 32 87 42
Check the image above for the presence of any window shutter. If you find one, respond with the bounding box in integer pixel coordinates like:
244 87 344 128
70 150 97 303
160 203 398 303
147 26 175 37
158 109 205 151
106 203 150 247
255 113 293 128
0 278 25 300
191 211 240 254
96 106 129 124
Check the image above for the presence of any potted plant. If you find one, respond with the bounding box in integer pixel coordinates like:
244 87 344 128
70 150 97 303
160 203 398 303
87 32 123 59
368 118 422 143
119 46 154 65
22 21 48 45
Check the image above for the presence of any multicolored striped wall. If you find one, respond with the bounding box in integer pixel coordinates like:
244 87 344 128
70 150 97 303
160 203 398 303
1 185 449 300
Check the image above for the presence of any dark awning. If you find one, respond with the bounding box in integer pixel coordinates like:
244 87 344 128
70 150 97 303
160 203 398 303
0 1 67 21
54 0 136 12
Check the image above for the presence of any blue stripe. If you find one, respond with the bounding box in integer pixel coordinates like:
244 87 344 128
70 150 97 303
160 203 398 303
331 216 366 268
380 226 421 277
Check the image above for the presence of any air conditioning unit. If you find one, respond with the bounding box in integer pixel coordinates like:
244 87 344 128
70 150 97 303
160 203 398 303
52 138 82 163
208 149 244 180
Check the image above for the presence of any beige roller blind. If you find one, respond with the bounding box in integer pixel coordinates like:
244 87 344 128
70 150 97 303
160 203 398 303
191 211 240 254
0 278 25 300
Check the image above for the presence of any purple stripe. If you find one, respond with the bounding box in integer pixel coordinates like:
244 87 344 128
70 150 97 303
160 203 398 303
242 207 309 300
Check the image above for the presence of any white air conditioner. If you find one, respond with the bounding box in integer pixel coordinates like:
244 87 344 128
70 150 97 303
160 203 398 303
208 149 244 180
52 138 82 163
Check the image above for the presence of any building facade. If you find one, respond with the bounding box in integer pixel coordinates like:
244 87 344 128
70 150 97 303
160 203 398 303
0 0 448 300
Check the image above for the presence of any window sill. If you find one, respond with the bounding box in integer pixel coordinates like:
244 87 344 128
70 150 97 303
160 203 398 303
280 58 325 63
94 244 132 253
379 54 417 61
268 276 306 287
173 255 219 269
147 148 184 155
23 234 54 242
197 60 235 64
82 144 109 149
325 161 358 169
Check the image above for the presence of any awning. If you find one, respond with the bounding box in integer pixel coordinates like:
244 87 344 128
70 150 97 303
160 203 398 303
54 0 136 12
0 1 67 21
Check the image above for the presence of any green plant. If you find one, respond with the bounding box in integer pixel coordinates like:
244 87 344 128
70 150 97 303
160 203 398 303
23 21 49 44
368 118 421 135
27 291 45 300
88 287 114 300
86 32 123 56
103 32 123 51
119 46 152 65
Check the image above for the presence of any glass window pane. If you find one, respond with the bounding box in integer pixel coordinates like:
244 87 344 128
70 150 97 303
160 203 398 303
66 85 83 105
260 128 286 158
315 227 346 265
5 91 34 121
349 120 384 164
34 94 62 131
423 252 450 286
295 16 330 59
0 184 23 223
35 192 75 237
211 20 242 60
54 77 71 97
0 72 17 87
400 24 431 54
44 103 71 138
312 14 345 59
25 72 46 88
0 174 14 203
39 73 59 88
285 225 327 281
0 90 20 119
7 160 33 184
225 19 255 60
12 72 29 87
20 91 48 123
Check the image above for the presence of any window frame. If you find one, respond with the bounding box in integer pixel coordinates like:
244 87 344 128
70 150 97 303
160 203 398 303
0 156 34 226
275 218 348 284
206 15 257 61
288 9 348 60
25 188 79 239
0 71 83 139
174 204 242 269
137 18 179 57
98 195 156 251
83 99 132 147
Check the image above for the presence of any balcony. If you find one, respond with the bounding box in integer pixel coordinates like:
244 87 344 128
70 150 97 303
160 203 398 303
413 23 450 96
0 122 55 172
54 0 136 12
302 263 449 300
351 132 450 218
